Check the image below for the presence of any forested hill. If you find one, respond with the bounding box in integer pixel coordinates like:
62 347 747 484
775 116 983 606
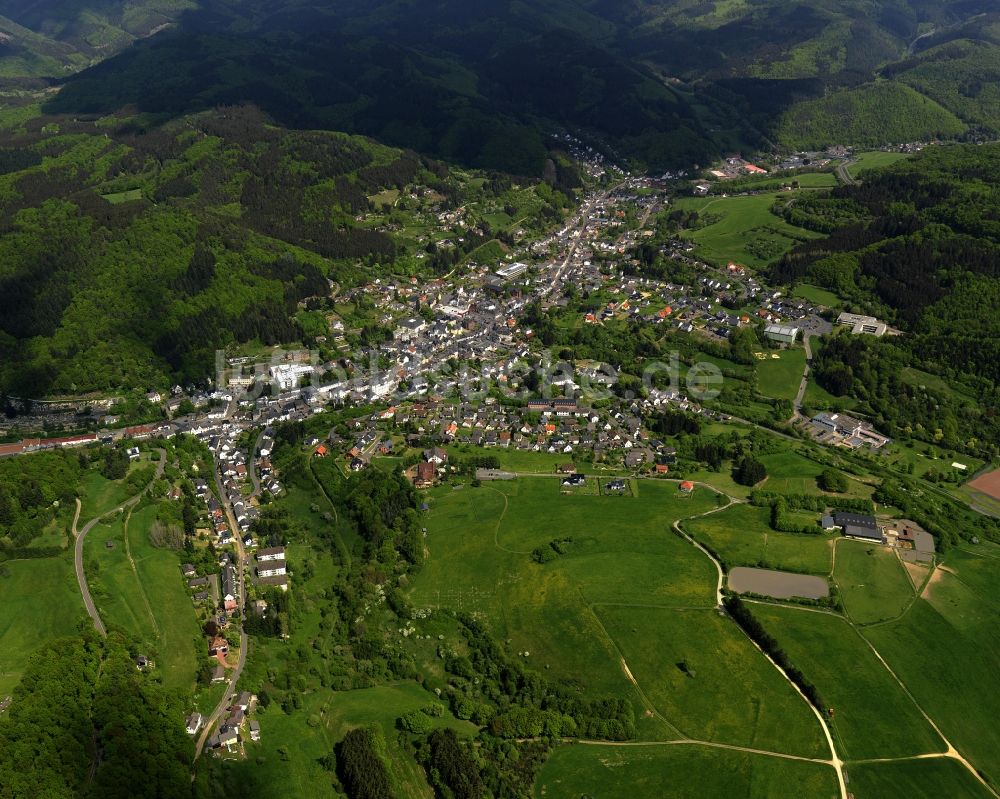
37 0 718 175
5 0 1000 174
772 143 1000 458
0 105 573 398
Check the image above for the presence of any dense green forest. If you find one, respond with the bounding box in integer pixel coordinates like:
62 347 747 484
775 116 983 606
773 143 1000 458
5 0 998 171
0 449 81 550
0 629 193 798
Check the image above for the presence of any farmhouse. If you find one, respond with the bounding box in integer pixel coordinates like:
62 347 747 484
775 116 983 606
679 480 695 493
832 511 883 543
414 461 436 488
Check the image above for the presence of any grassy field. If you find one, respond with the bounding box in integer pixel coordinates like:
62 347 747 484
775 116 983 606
443 445 629 475
596 606 828 757
535 743 840 799
862 554 1000 787
833 540 914 625
0 555 86 695
672 192 822 269
408 479 722 739
78 464 141 519
200 682 472 797
684 503 833 575
83 502 200 690
755 348 806 401
849 150 913 175
791 283 842 307
100 188 144 204
760 450 873 499
751 604 944 760
847 758 994 799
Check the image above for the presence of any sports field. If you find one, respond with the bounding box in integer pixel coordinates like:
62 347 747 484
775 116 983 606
967 467 1000 502
755 347 806 402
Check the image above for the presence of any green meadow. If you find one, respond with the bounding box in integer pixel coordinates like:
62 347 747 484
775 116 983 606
673 192 822 269
534 743 840 799
408 479 722 737
83 502 200 690
684 503 833 575
847 758 994 799
833 540 914 625
0 555 86 695
752 604 944 760
596 605 828 757
862 554 1000 786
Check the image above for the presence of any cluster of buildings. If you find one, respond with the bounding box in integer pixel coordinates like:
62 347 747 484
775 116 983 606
200 691 261 751
822 512 935 563
809 412 891 450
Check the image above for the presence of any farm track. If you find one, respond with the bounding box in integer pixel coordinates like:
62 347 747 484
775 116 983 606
73 450 166 637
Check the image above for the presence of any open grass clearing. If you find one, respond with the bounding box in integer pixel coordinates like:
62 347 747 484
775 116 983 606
407 479 722 736
534 742 840 799
791 283 841 307
849 150 912 174
84 502 200 690
672 191 822 269
684 503 833 575
0 555 85 695
833 540 914 625
755 347 806 402
752 604 944 760
595 605 828 758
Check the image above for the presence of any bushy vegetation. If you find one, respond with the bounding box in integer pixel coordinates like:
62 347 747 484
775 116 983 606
0 449 81 549
334 727 397 799
0 629 193 799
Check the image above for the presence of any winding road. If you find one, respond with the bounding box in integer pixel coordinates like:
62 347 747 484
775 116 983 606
72 449 166 637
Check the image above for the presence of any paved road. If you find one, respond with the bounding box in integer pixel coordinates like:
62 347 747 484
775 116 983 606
73 449 166 637
248 428 266 497
193 447 251 759
791 332 813 420
835 159 858 186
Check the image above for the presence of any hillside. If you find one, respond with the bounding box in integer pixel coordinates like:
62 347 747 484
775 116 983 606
771 143 1000 456
0 104 573 397
3 0 999 173
776 82 966 150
